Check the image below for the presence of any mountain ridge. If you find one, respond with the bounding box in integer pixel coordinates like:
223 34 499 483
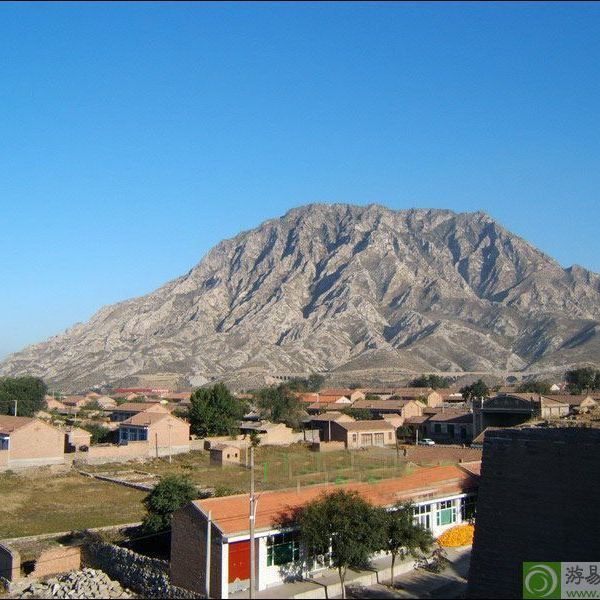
2 203 599 390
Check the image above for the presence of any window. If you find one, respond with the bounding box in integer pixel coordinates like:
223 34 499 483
266 531 300 567
437 500 457 526
460 427 467 440
434 424 442 434
120 427 148 442
0 436 8 451
352 434 357 443
388 432 392 440
447 424 455 438
461 495 477 521
413 503 432 530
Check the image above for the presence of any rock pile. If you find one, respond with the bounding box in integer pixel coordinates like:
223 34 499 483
16 568 132 598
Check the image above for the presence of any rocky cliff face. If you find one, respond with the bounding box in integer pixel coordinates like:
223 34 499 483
2 204 600 390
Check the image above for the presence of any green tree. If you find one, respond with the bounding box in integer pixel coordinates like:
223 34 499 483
565 368 600 394
377 502 434 586
460 379 490 402
280 490 383 599
342 407 377 420
285 373 325 393
249 430 261 447
411 375 451 389
0 376 47 417
188 383 247 437
516 381 551 395
256 385 305 429
142 475 198 534
82 423 112 444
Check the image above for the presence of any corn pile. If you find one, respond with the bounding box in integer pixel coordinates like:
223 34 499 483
437 523 474 547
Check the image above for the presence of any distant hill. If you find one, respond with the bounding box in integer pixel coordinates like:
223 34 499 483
2 203 600 390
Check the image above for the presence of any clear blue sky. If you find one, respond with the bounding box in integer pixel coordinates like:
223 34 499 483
1 2 599 358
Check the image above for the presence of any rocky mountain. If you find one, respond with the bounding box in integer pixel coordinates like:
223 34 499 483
2 204 600 390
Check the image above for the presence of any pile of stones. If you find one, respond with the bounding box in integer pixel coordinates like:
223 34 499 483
16 568 133 599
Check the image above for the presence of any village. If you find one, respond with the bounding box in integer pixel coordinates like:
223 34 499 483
1 373 598 598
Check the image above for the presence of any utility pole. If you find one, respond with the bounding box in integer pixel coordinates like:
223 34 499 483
249 446 256 600
205 510 212 598
14 399 18 417
168 422 173 464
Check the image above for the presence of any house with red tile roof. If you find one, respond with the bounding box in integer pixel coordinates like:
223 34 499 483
170 464 479 598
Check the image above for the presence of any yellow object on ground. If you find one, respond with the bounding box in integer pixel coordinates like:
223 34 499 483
437 523 474 547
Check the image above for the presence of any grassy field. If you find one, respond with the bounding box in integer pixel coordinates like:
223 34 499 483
1 444 470 539
0 470 146 539
81 444 410 495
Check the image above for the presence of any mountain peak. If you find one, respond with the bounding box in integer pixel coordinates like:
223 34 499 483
2 204 599 390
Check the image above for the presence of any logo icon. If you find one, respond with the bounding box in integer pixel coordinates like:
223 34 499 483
523 562 561 599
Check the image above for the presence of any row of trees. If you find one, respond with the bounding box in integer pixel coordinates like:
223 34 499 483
0 376 47 416
287 489 434 596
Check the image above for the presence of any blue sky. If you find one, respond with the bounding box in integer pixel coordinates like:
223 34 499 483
1 2 599 358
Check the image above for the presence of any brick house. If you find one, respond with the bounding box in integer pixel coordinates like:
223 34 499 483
390 388 444 408
110 402 170 422
319 388 366 402
210 443 241 466
170 465 479 598
305 412 355 442
351 399 423 420
0 416 65 470
118 410 190 455
328 419 397 448
422 410 474 444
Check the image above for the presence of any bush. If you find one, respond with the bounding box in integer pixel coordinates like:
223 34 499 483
142 475 198 534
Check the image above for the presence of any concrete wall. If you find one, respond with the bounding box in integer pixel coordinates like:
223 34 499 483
6 420 64 468
0 543 20 581
467 428 600 599
148 415 190 449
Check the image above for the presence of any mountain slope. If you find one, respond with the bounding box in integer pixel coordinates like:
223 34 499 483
2 204 600 390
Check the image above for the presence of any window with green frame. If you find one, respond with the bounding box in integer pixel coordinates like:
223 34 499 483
266 531 300 567
436 500 457 526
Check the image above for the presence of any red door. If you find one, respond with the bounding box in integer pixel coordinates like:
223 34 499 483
228 540 251 583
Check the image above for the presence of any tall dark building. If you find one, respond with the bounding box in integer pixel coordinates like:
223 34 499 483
467 427 600 599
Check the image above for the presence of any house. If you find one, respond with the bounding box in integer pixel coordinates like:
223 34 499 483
306 402 348 414
210 443 241 466
294 392 320 404
436 389 465 403
238 421 300 446
319 388 366 402
170 464 479 598
110 402 170 422
118 410 190 455
45 398 68 412
64 427 92 452
545 394 597 412
391 388 443 408
93 395 117 410
305 412 355 442
62 396 90 410
422 410 474 444
313 394 354 405
351 399 423 419
0 416 65 470
472 393 569 437
328 419 397 448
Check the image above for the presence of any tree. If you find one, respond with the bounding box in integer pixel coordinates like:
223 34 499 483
460 379 490 402
249 430 261 447
411 375 451 389
565 368 600 394
142 475 198 534
188 383 247 437
256 385 305 429
377 502 434 586
342 407 377 420
82 423 112 444
280 490 383 599
0 376 47 417
285 373 325 393
516 381 551 395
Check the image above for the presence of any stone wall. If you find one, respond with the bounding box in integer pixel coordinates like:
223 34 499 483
84 541 202 599
467 427 600 599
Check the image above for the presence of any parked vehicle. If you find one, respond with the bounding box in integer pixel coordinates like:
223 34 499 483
418 438 436 446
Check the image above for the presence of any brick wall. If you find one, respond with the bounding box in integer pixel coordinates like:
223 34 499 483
30 546 81 578
467 428 600 599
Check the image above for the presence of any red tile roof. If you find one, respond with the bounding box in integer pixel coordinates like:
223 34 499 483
193 465 478 536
